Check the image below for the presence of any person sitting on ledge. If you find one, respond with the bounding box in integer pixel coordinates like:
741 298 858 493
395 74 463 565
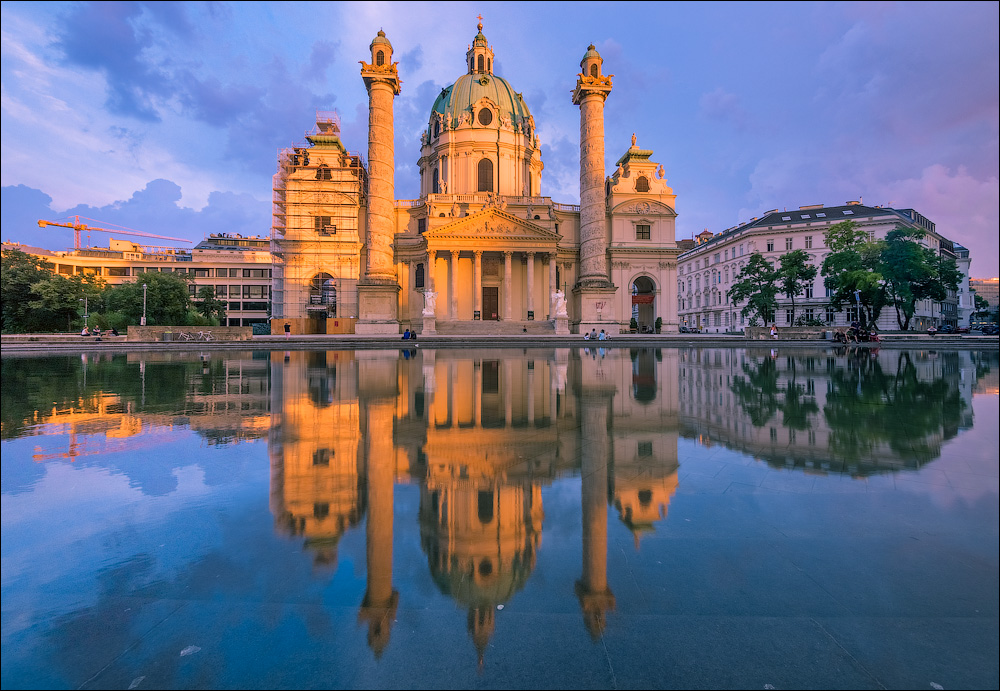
80 326 90 336
402 328 412 340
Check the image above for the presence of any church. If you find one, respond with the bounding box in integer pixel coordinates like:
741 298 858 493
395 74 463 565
270 21 681 335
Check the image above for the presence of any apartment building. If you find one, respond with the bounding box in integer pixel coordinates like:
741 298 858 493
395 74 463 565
676 202 961 333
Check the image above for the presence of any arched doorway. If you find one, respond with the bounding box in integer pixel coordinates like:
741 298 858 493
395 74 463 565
631 276 656 332
307 273 336 333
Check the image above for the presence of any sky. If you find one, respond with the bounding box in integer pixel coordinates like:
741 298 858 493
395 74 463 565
2 1 998 276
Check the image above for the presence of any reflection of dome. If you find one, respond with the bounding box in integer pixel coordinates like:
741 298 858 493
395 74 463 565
429 73 532 132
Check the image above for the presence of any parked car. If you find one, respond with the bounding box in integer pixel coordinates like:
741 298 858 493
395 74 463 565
940 324 955 334
982 324 999 335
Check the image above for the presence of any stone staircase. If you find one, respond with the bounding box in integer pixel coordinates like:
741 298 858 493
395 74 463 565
431 320 556 335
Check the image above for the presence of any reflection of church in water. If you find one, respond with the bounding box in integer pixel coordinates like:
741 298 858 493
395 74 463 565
267 347 680 660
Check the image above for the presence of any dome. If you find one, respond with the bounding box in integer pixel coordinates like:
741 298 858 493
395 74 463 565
429 73 532 132
370 29 391 50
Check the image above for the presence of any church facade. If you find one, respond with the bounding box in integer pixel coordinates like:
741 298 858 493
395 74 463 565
270 23 681 335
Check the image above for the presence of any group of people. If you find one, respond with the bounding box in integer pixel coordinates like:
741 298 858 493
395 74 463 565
401 328 417 340
582 329 610 341
80 326 118 338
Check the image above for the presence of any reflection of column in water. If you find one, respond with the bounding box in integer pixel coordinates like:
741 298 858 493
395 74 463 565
474 360 482 428
527 360 535 426
575 392 615 639
358 397 399 657
504 360 513 426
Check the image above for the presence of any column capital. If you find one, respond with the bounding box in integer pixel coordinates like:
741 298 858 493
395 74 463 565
473 249 484 258
451 249 461 258
503 250 513 258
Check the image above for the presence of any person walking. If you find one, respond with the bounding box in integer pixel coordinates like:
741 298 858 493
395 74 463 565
284 322 291 339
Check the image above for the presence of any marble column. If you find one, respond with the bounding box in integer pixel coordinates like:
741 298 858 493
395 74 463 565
526 252 535 319
450 250 460 320
474 250 483 319
503 251 513 320
357 31 402 333
572 44 618 334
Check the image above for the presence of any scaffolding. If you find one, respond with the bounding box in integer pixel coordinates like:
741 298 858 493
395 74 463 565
271 111 368 324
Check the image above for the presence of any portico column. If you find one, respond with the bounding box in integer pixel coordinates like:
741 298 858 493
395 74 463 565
503 251 513 320
549 254 557 315
474 250 483 319
450 250 460 320
526 252 535 318
427 250 437 291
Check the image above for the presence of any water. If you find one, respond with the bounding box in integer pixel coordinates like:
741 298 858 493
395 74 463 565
2 346 998 690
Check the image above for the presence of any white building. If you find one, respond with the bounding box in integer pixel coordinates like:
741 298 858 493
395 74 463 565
676 202 960 333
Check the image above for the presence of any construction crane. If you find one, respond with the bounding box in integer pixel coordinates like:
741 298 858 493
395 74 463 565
37 215 192 249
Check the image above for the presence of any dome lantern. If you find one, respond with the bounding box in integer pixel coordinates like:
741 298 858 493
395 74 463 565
466 16 495 76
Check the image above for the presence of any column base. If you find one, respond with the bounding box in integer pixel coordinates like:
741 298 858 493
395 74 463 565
356 283 400 334
573 284 620 335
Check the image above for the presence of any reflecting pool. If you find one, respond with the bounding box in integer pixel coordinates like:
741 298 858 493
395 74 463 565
2 346 998 690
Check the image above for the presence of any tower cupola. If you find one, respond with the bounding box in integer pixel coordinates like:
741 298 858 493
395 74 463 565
465 17 495 76
370 29 393 67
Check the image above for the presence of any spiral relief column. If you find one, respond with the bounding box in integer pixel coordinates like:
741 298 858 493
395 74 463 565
357 31 402 334
572 44 619 335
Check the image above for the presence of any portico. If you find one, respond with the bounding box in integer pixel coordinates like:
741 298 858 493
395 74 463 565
422 208 562 326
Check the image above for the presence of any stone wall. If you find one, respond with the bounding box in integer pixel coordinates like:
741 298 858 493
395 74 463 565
126 326 252 342
745 326 827 340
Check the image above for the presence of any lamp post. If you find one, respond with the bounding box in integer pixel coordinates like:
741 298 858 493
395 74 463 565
142 283 147 326
79 297 88 329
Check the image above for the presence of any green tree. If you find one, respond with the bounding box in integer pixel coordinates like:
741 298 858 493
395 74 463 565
727 252 779 326
973 293 990 319
880 226 961 330
29 272 104 332
195 285 227 325
821 220 886 330
777 249 817 325
105 271 193 326
1 248 48 332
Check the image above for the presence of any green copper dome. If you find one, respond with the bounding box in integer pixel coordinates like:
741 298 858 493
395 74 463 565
429 73 533 132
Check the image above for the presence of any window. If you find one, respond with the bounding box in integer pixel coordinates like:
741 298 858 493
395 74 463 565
636 176 650 192
242 302 268 311
805 286 813 299
432 168 440 194
782 216 791 221
434 120 440 138
477 158 493 191
194 268 211 277
816 212 826 218
243 268 269 278
590 64 598 78
843 209 854 215
477 55 484 73
315 216 335 235
805 235 813 249
415 263 425 288
724 249 729 260
785 237 793 250
739 244 744 256
216 286 227 297
316 165 331 181
804 308 814 321
188 285 198 297
376 50 385 66
635 224 650 240
801 214 810 219
767 239 774 252
637 441 653 457
243 285 269 299
229 285 241 295
417 218 426 233
786 308 793 324
229 268 240 277
478 108 492 126
229 301 241 311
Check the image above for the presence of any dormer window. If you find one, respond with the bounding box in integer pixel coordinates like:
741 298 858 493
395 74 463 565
636 176 649 192
376 50 385 66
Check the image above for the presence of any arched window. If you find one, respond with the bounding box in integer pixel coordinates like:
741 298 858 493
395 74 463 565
415 263 425 288
477 158 493 192
636 176 650 192
487 58 491 73
310 273 337 314
316 164 331 181
432 168 440 194
590 64 598 78
477 55 484 72
376 50 385 66
433 119 440 138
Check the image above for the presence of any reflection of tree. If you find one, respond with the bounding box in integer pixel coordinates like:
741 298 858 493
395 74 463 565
823 350 964 466
730 355 818 429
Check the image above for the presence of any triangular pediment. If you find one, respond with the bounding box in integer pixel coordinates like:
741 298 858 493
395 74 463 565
424 207 561 244
610 199 676 216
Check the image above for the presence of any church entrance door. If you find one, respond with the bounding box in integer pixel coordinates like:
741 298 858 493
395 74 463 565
483 287 499 320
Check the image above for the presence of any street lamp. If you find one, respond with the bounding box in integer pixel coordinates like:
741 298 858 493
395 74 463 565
142 283 147 326
79 297 88 329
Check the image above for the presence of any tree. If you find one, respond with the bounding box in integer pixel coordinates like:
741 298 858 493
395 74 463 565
973 293 990 319
821 220 886 330
880 226 961 330
1 248 48 332
196 286 227 325
105 271 193 326
29 272 103 332
777 249 817 326
727 252 778 326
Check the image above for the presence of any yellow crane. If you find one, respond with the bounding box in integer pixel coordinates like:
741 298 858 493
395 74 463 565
37 215 191 249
